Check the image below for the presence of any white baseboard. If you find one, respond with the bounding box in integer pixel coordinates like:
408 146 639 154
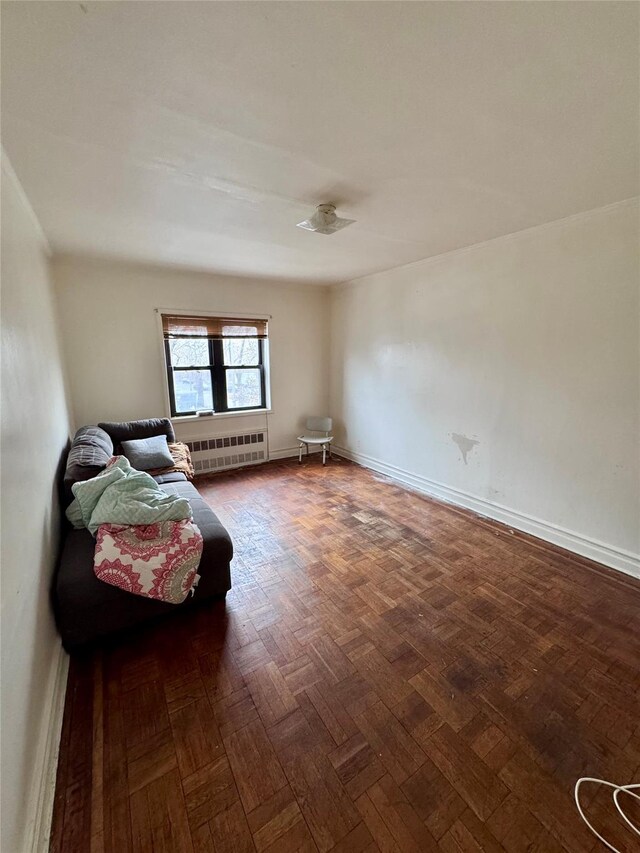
269 445 323 461
28 642 69 853
334 446 640 580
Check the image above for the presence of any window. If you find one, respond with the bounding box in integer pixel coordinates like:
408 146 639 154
162 314 268 416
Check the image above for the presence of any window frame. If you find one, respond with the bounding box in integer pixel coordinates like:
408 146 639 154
164 333 268 418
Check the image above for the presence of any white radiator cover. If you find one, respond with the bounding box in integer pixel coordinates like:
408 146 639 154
185 429 267 474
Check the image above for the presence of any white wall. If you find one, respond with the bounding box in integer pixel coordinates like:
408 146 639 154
330 199 640 575
1 154 71 851
53 256 330 456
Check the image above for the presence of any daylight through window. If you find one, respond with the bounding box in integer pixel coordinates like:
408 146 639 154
161 314 268 416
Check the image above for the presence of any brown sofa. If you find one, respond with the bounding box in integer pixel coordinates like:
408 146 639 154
54 418 232 650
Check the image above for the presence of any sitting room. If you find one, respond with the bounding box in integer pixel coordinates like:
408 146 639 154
1 2 639 852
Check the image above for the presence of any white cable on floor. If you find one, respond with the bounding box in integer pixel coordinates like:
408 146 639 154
574 777 640 852
614 785 640 840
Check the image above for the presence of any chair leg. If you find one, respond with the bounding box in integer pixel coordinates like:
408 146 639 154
298 443 303 464
322 444 326 466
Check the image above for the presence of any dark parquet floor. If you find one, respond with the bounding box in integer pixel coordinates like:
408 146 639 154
51 458 640 852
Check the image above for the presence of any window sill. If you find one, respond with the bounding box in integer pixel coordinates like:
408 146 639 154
171 409 272 424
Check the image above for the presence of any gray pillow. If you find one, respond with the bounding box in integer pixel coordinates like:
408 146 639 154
68 426 113 466
121 435 174 471
63 426 114 505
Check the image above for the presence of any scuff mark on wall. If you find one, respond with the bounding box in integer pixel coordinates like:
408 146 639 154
451 433 479 465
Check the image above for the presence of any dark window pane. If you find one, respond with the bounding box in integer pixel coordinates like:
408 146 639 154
173 370 213 413
170 338 210 367
222 337 259 366
225 368 262 409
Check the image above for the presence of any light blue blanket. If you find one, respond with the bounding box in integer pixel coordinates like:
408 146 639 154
66 456 192 536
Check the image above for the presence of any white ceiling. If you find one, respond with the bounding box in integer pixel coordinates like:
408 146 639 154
2 1 638 285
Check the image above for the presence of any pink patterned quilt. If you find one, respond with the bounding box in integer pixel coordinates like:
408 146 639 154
94 520 203 604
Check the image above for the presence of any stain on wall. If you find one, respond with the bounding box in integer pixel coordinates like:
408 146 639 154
451 433 479 465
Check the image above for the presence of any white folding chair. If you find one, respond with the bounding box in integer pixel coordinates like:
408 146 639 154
297 416 333 466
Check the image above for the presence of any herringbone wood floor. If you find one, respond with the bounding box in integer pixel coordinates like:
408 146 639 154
51 458 640 852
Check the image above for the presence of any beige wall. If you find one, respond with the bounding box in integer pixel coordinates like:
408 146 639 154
1 154 71 851
53 256 330 456
330 200 640 575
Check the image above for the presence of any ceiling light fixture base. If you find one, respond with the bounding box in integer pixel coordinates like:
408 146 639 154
296 203 355 235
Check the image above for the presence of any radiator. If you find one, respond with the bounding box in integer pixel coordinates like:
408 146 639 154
185 430 267 474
